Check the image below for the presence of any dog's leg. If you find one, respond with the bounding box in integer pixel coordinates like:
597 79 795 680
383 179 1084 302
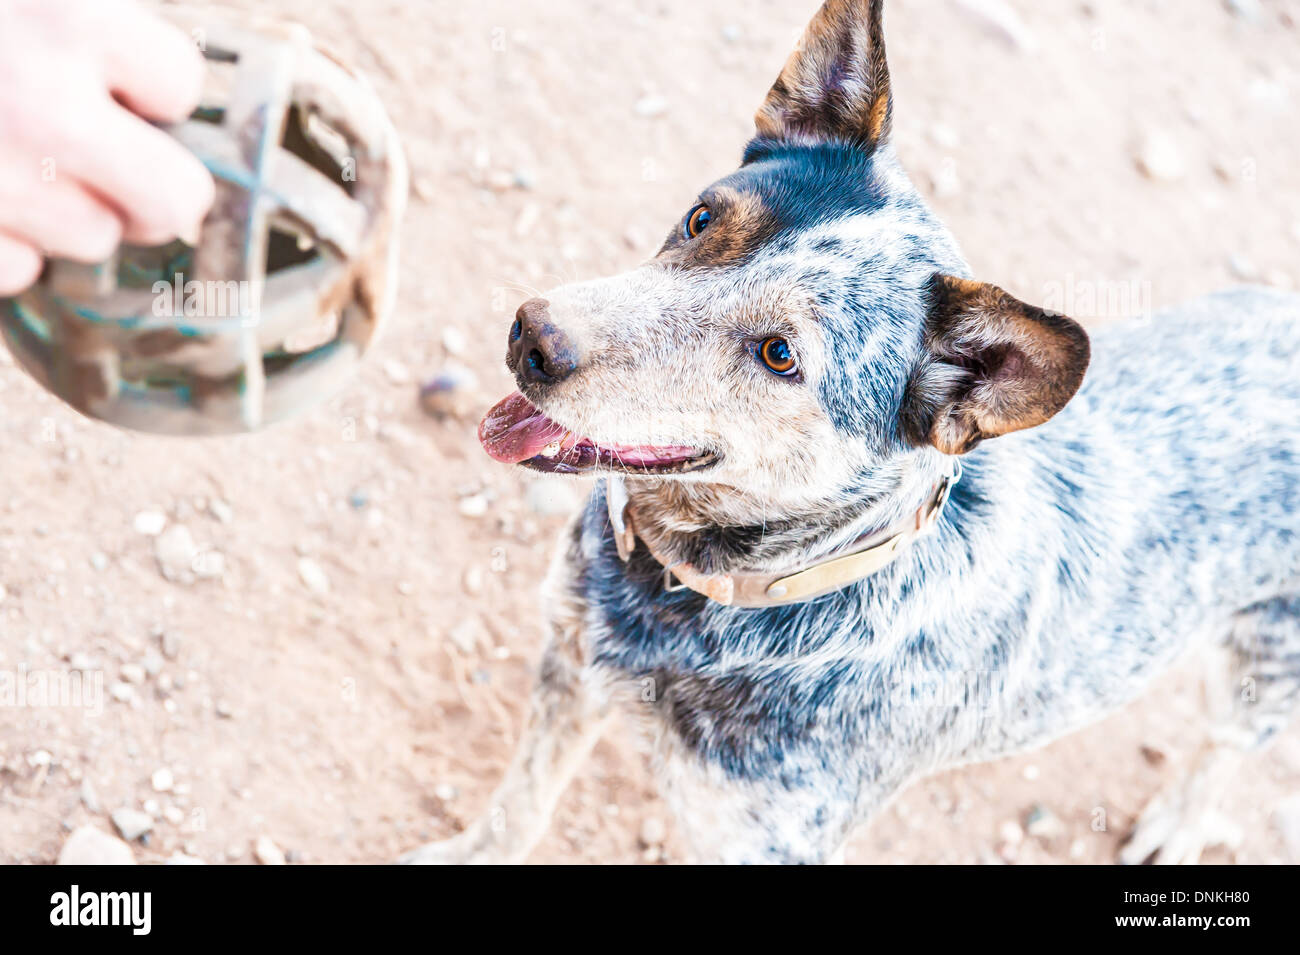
400 621 608 864
1121 595 1300 865
401 528 609 864
650 733 860 864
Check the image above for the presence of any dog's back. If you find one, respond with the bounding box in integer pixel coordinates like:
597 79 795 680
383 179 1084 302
1063 284 1300 642
942 286 1300 755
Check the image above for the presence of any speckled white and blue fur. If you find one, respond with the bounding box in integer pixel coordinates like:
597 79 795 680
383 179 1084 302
565 285 1300 862
401 0 1300 865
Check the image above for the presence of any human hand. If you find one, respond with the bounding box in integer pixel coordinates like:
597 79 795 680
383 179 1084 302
0 0 215 294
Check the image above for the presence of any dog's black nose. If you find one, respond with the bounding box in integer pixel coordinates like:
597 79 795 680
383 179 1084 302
508 298 578 384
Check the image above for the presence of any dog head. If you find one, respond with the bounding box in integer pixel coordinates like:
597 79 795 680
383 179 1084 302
479 0 1089 520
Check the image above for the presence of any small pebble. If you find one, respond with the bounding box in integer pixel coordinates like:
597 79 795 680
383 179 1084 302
133 510 167 536
209 499 234 524
462 565 485 597
486 169 516 191
434 783 458 801
120 663 146 685
151 767 175 793
634 94 669 118
514 202 541 238
419 364 480 420
141 651 164 677
154 524 198 582
193 549 225 580
458 493 489 518
639 816 667 846
254 835 287 865
57 826 136 865
442 326 468 356
411 175 437 202
1139 743 1167 766
297 557 331 596
382 359 410 384
447 619 482 655
1134 130 1186 182
110 808 154 842
1025 804 1065 840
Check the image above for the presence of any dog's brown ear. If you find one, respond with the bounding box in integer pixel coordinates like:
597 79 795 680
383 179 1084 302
903 276 1091 455
754 0 892 150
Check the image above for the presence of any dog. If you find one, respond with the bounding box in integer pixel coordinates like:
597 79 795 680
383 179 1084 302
402 0 1300 864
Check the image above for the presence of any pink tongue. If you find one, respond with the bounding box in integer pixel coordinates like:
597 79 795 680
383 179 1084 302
478 392 565 463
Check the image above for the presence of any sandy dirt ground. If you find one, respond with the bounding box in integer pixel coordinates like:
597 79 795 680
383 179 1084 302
2 0 1300 865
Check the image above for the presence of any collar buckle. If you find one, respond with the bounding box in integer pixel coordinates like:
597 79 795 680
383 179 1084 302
662 567 689 593
920 459 962 534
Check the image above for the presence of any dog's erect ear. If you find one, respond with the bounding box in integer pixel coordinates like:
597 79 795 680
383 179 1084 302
903 276 1091 455
754 0 892 150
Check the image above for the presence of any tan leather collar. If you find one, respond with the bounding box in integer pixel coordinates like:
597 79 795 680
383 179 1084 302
606 462 962 608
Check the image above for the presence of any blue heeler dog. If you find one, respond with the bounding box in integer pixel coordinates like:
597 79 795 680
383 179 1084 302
402 0 1300 864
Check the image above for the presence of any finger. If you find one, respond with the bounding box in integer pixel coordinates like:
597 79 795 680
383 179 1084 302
70 100 214 246
0 158 123 262
102 6 207 123
0 231 44 296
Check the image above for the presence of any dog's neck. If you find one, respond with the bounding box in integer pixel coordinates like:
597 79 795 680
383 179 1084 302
619 450 956 575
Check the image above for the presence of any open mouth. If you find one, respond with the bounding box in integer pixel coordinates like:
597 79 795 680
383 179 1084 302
478 392 718 475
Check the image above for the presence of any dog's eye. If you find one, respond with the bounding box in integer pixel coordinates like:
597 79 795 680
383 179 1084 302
684 204 711 239
759 337 797 375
